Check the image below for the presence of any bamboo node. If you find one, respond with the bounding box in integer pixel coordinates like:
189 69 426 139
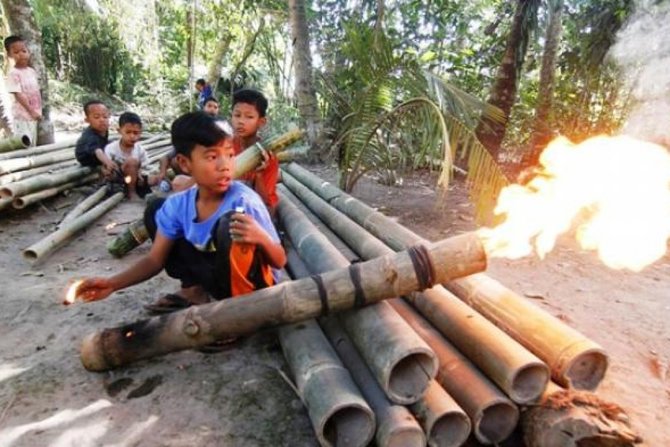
183 320 200 336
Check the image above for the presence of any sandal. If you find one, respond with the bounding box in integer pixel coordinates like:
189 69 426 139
143 293 192 315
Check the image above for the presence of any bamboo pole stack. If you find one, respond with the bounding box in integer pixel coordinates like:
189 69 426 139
275 163 638 446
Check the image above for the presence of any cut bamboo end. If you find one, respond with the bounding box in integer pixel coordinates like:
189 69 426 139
556 344 609 390
475 399 520 444
321 404 375 447
80 332 107 371
376 406 426 447
387 351 437 404
509 362 551 404
428 412 471 447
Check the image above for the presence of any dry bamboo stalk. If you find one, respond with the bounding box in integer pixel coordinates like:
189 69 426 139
59 185 109 227
0 197 12 211
278 190 438 405
1 166 93 198
0 135 30 153
282 163 606 392
0 136 78 161
0 159 78 186
80 231 486 371
279 319 375 447
279 172 549 404
287 248 426 447
24 192 124 262
0 148 74 175
12 173 99 209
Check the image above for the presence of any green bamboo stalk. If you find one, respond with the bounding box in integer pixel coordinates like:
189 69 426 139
1 166 93 198
0 148 74 175
0 136 78 161
12 173 99 209
0 135 31 153
59 185 109 227
0 159 78 185
24 192 124 262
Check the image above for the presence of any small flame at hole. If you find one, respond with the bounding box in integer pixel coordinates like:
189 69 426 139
124 176 132 184
125 331 134 338
64 280 83 305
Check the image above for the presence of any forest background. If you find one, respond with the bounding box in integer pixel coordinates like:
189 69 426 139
2 0 666 215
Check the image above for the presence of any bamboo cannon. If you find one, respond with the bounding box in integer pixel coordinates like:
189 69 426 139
24 192 124 262
282 162 608 391
1 166 94 198
287 232 470 447
80 230 486 371
0 134 31 153
0 135 78 161
12 173 99 209
277 190 438 405
107 129 304 257
391 299 519 445
279 173 549 404
59 185 109 227
278 319 375 447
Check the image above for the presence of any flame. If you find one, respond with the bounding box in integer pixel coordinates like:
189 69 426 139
478 135 670 271
105 222 117 231
64 280 83 305
124 175 132 184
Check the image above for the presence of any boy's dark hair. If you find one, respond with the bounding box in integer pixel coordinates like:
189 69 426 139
195 78 206 86
171 112 229 157
83 100 106 116
4 35 24 53
233 88 268 118
119 111 142 127
203 97 218 106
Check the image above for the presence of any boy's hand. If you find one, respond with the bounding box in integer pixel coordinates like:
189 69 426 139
229 213 269 245
255 148 273 171
76 277 116 302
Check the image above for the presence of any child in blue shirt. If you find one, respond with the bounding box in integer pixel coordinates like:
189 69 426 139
77 112 286 309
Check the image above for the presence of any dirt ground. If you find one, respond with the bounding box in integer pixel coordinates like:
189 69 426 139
0 163 668 446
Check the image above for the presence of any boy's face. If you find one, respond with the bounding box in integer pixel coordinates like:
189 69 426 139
195 83 204 92
85 104 110 135
7 41 30 67
232 102 266 139
119 123 142 148
203 101 219 117
177 137 235 194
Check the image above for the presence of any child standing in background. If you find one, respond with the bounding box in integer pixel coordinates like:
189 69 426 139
3 35 42 146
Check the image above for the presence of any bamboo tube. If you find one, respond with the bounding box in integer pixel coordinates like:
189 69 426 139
0 197 12 211
59 185 109 227
279 319 375 447
0 134 31 153
12 173 99 209
107 218 150 258
1 166 93 198
280 171 549 404
409 380 471 447
390 299 519 444
24 192 124 261
445 274 608 390
0 159 78 185
287 248 426 447
277 146 310 163
277 191 438 405
0 135 78 161
80 230 486 371
283 163 607 391
0 148 74 175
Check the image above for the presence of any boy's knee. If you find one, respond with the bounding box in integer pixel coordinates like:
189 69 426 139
122 157 140 172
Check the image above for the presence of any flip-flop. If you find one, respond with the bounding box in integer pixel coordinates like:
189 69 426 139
195 337 240 354
143 293 192 315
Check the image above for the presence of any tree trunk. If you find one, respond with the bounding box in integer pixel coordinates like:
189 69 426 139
523 0 564 169
288 0 322 153
206 34 232 92
1 0 55 145
475 0 539 160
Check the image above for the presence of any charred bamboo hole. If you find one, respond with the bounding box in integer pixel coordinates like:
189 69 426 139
477 401 519 443
322 406 374 447
388 352 437 402
428 412 471 447
511 363 550 403
565 350 608 391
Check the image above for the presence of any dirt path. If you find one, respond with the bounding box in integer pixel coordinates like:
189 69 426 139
0 166 668 446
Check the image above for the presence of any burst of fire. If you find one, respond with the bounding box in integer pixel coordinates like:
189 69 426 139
64 280 84 305
478 135 670 271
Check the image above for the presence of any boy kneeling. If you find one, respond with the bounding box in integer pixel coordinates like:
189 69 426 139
77 112 286 311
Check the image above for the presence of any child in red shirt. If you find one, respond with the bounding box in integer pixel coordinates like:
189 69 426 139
231 89 279 215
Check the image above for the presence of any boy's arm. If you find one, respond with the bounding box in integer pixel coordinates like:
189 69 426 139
230 214 286 268
252 154 279 210
77 233 174 302
11 92 42 120
97 146 119 172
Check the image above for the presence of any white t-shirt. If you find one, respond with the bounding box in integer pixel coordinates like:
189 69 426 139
104 140 149 173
